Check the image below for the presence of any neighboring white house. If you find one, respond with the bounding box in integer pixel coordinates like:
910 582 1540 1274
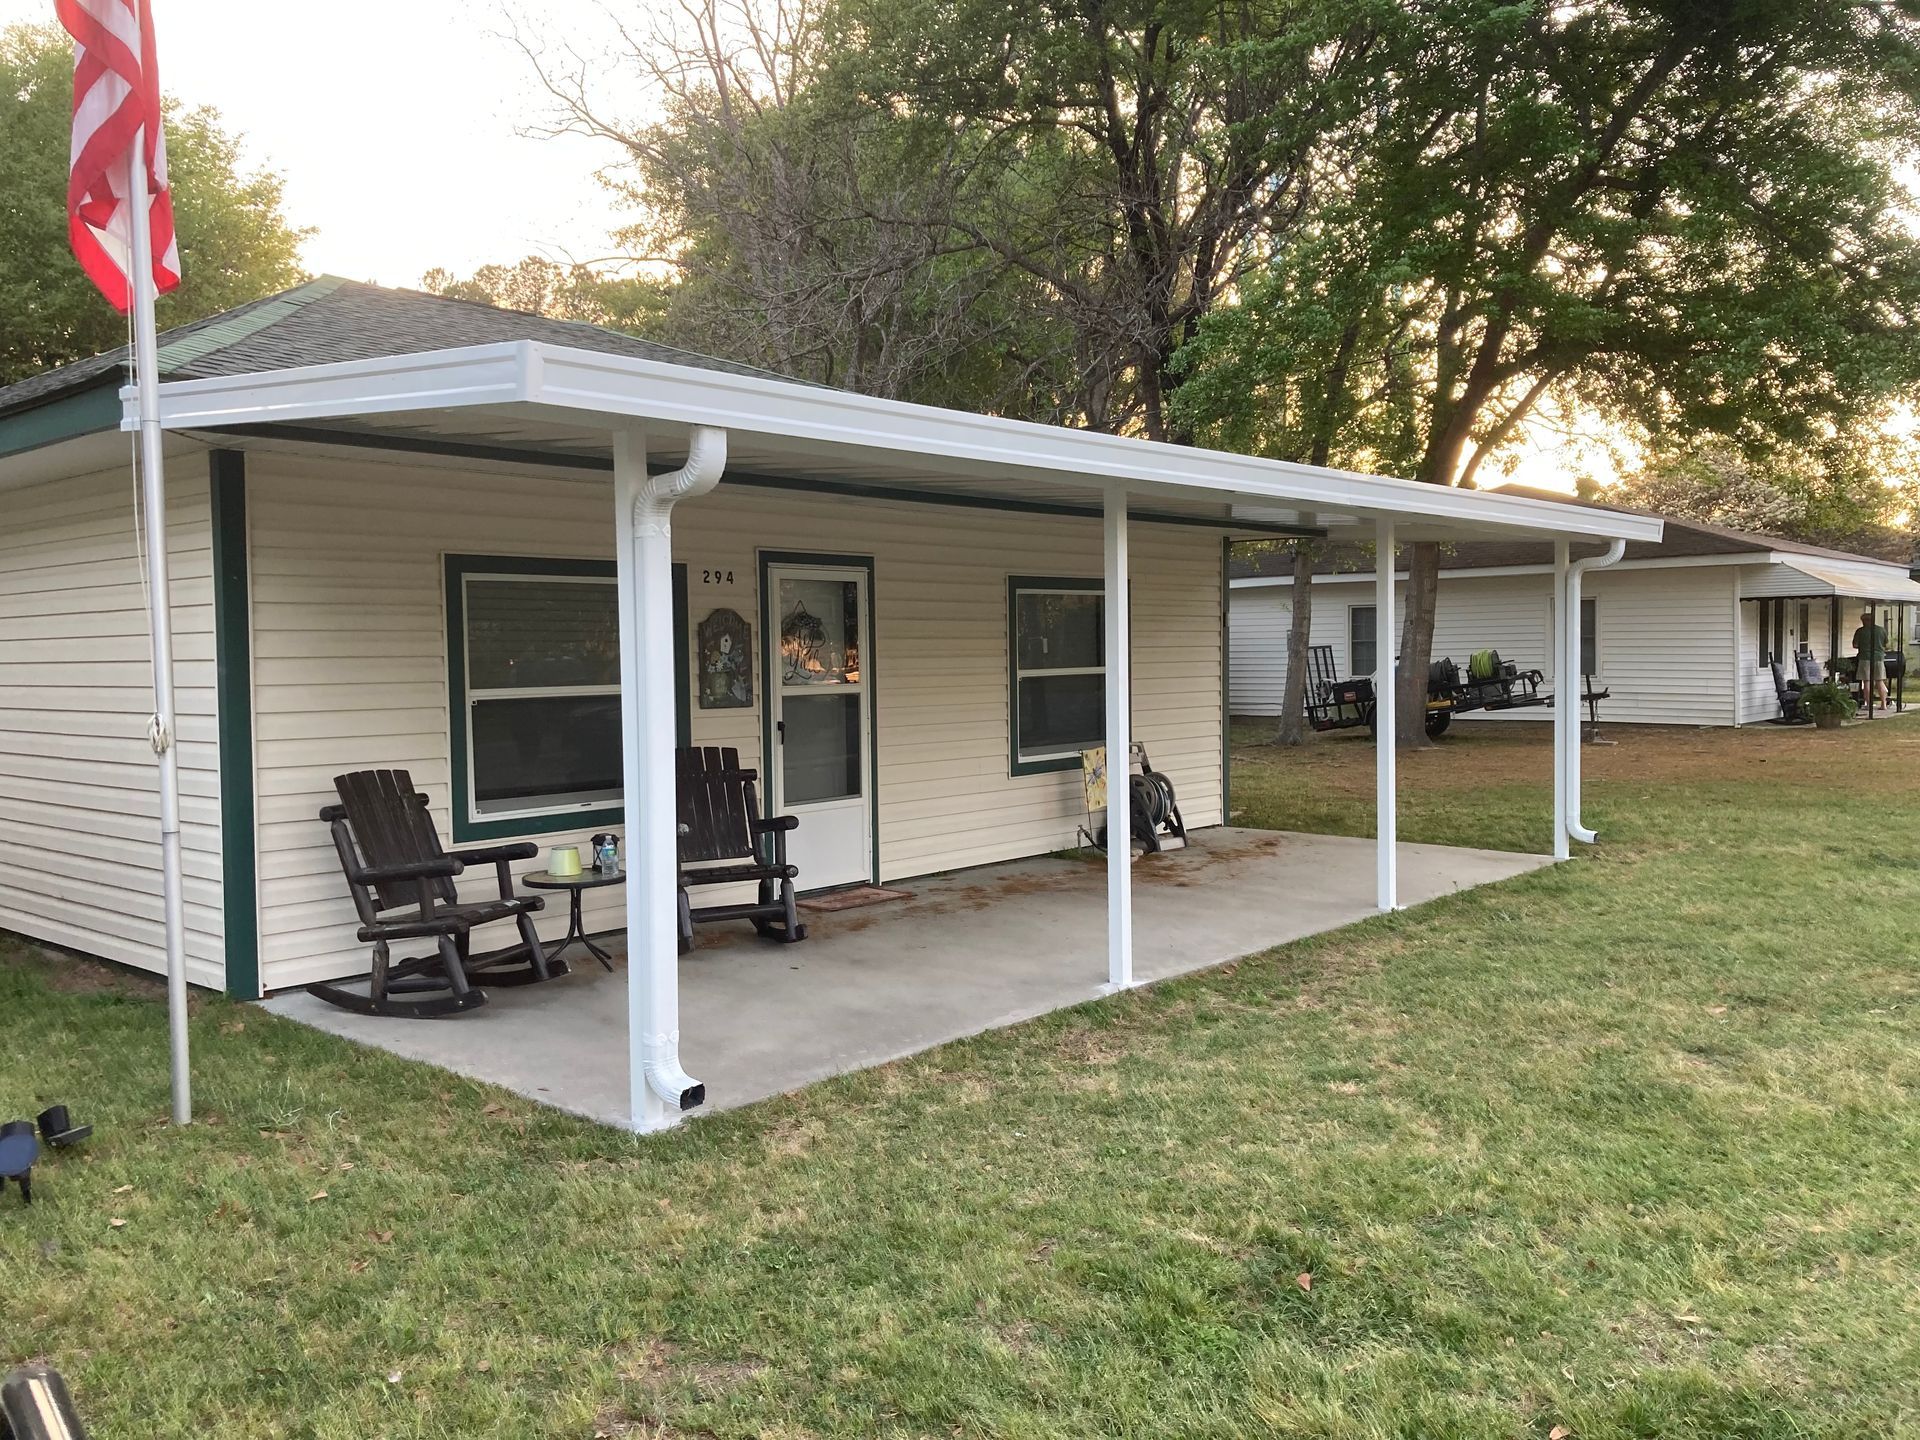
0 280 1660 1129
1231 487 1920 728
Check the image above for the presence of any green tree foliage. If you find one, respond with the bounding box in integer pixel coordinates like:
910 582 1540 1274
1180 0 1920 742
419 255 668 334
522 0 1376 432
0 24 308 386
1613 424 1920 553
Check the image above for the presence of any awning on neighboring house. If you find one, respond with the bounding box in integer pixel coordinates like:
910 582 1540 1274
1756 559 1920 604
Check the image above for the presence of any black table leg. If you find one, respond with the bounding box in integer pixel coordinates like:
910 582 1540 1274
546 887 615 972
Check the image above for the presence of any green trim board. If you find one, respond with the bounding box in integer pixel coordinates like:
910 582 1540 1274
758 550 881 889
209 450 261 1000
202 423 1325 538
1007 574 1106 778
0 384 121 460
444 553 690 844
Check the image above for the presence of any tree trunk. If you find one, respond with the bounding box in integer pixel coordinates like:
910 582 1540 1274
1396 541 1442 749
1273 541 1320 745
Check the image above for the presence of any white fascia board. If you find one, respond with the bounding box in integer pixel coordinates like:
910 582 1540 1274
1231 551 1803 589
134 339 1665 545
125 343 526 430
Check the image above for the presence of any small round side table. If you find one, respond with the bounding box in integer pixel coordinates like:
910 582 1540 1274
521 869 625 971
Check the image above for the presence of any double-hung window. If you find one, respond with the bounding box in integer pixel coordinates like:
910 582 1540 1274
1350 604 1378 677
449 556 625 838
1009 577 1104 774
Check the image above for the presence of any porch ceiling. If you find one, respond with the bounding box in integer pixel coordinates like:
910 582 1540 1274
131 340 1665 549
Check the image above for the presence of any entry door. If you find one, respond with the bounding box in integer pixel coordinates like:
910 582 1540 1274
767 563 873 890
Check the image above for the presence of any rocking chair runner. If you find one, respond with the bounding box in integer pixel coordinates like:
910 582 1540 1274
309 769 565 1017
676 746 806 953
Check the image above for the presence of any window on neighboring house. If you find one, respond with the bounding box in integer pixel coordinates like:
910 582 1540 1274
446 556 689 840
1009 577 1104 773
1350 604 1377 677
1580 596 1599 678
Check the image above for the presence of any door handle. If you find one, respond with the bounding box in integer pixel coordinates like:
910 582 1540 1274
776 720 785 742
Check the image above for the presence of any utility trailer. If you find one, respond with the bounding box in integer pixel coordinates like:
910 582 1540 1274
1303 644 1551 739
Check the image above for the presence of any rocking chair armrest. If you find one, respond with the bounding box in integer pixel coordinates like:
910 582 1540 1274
355 856 464 884
753 815 801 834
450 842 539 866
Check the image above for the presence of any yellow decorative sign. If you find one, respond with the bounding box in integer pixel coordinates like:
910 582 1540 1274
1081 746 1108 811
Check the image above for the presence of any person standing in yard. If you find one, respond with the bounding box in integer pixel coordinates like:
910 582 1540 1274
1853 609 1889 707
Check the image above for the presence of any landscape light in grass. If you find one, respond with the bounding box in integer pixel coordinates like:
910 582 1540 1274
0 1120 39 1205
54 0 191 1124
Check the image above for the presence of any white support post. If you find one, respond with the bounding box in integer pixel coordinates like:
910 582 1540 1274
129 131 189 1126
1103 487 1133 990
615 423 726 1130
1566 539 1623 844
1552 539 1572 861
1374 518 1397 911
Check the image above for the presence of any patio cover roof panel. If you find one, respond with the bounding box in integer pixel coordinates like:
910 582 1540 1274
131 339 1666 548
1748 558 1920 604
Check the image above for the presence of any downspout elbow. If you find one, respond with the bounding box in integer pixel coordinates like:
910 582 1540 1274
639 426 727 514
1566 540 1625 844
644 1050 706 1111
1569 538 1627 584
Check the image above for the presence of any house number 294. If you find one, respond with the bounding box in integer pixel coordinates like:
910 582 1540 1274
700 568 735 585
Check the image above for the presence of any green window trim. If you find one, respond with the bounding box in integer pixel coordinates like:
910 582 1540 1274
445 554 689 843
1008 574 1105 777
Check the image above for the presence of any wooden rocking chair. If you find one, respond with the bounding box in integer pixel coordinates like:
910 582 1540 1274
676 746 807 953
308 769 564 1017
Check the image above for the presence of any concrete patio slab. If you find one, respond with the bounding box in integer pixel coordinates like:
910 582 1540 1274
263 828 1550 1127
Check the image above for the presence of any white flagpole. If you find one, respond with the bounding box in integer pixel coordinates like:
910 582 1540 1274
127 125 190 1126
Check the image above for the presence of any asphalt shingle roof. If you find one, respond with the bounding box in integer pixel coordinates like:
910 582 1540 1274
0 276 798 420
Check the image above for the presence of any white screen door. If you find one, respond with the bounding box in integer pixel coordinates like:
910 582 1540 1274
767 563 873 890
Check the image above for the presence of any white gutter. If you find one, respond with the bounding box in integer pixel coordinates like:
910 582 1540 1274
129 341 1665 548
1231 551 1767 587
616 423 727 1125
1564 540 1625 844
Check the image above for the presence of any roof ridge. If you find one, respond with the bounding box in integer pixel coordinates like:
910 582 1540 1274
381 280 808 385
156 275 349 372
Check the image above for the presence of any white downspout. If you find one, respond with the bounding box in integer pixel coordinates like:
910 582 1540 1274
1564 539 1625 845
615 423 727 1129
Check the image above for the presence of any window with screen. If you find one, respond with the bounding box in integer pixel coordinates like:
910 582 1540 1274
1009 578 1104 773
1580 596 1599 677
1350 604 1378 677
461 568 622 821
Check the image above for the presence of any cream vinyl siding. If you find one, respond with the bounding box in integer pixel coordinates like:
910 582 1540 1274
0 462 224 986
1231 565 1740 727
244 451 1224 992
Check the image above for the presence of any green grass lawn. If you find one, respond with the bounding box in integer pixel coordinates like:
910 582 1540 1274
5 720 1920 1438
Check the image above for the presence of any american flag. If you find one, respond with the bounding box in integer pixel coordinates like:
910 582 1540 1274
56 0 181 313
